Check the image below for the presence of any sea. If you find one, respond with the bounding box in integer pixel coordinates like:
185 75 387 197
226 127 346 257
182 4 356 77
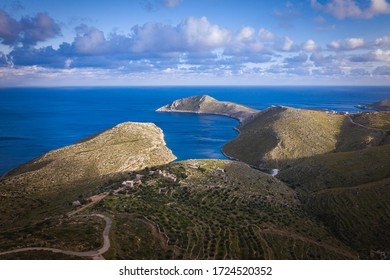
0 86 389 176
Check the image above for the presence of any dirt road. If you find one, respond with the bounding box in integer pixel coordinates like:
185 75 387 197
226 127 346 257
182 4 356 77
0 214 112 259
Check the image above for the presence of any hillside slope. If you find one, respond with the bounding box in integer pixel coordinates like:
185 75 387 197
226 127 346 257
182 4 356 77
96 159 357 260
222 106 345 168
277 144 390 258
0 122 176 228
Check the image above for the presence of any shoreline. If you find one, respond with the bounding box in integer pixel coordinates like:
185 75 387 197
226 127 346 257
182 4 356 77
158 108 280 177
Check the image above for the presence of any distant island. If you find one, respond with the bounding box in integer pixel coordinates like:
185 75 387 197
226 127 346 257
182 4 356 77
0 96 389 260
157 94 259 123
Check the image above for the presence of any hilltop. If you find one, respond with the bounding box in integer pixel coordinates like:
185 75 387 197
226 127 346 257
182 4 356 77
156 95 259 123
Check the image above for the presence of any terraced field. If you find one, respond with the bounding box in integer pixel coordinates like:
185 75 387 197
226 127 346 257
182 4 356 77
305 178 390 258
96 160 357 259
0 215 104 253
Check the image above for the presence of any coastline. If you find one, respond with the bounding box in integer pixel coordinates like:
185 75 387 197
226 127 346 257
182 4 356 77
158 107 282 177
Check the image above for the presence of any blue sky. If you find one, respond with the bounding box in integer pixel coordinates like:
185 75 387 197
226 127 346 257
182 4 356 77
0 0 389 86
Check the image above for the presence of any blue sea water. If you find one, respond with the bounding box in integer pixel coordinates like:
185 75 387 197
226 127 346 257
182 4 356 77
0 86 389 176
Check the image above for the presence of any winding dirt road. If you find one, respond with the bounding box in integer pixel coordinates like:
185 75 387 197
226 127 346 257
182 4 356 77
347 115 390 132
0 214 112 259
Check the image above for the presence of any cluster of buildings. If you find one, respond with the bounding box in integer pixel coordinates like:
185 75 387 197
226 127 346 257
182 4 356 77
121 169 177 189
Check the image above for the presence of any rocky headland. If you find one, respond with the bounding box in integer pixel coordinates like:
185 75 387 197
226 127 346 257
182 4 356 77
157 95 259 123
0 122 176 229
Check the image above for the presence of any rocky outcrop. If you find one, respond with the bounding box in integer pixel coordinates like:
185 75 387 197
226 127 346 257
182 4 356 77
157 95 259 123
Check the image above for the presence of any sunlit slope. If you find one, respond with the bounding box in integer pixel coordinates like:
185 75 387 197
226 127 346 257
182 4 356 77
222 106 345 168
0 122 176 228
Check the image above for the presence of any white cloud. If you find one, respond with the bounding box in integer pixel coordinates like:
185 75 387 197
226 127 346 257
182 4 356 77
328 40 341 50
258 28 275 41
371 0 390 13
64 58 73 68
372 49 390 62
345 38 364 49
328 38 365 50
302 39 318 52
375 36 390 46
311 0 390 19
73 25 107 54
181 16 231 50
236 26 255 43
282 36 294 51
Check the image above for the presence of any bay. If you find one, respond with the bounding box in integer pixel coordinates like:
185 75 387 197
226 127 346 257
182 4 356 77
0 86 389 175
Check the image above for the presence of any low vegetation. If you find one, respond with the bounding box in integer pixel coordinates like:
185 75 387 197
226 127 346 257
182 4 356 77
97 160 357 259
0 215 104 252
223 107 345 168
350 111 390 130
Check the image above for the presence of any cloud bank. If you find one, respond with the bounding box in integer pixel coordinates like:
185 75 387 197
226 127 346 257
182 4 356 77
0 8 389 86
311 0 390 19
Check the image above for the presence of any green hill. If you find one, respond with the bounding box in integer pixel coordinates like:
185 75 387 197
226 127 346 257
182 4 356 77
222 106 345 168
